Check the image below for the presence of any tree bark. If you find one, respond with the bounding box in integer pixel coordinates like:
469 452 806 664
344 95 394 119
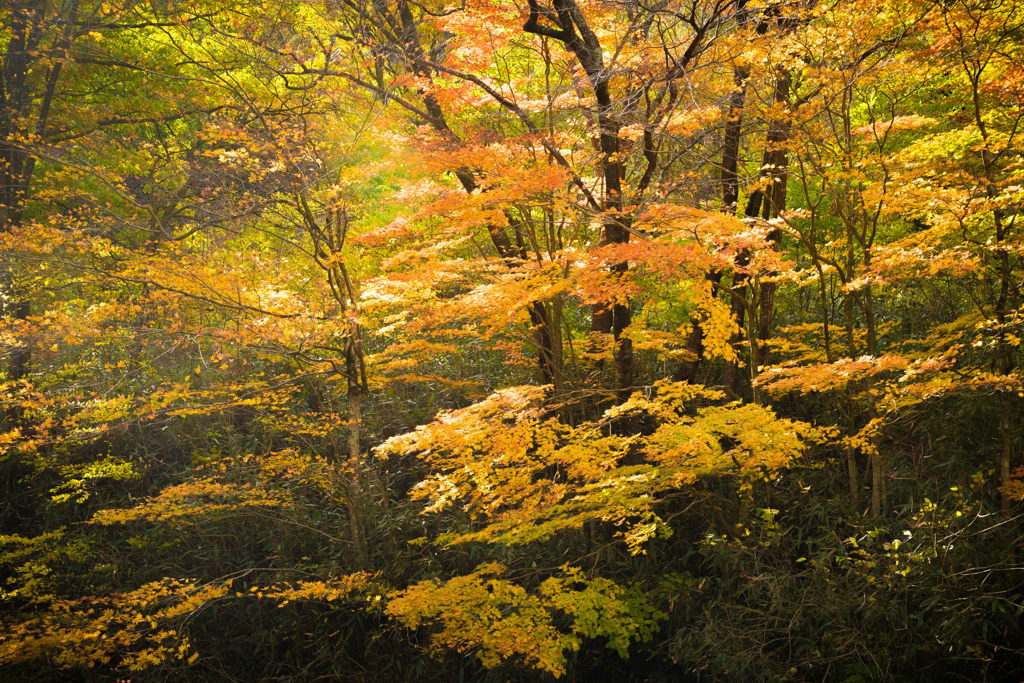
1 1 45 385
720 64 750 396
755 69 791 371
525 0 634 401
2 0 78 383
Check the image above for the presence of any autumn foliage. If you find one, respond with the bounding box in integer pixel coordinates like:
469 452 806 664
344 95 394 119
1 0 1023 680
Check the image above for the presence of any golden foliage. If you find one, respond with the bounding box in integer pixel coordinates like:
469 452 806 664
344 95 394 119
386 563 663 677
379 381 819 553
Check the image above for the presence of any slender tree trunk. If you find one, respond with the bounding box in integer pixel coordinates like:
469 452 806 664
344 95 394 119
863 285 885 517
755 69 791 370
845 416 859 509
300 202 371 556
589 226 613 375
1 2 41 386
720 270 747 396
993 211 1016 513
710 66 791 391
596 116 633 404
720 65 750 396
867 382 884 516
983 159 1017 513
999 394 1015 514
346 385 364 554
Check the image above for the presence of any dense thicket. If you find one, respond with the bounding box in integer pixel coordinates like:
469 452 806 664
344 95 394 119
1 0 1022 681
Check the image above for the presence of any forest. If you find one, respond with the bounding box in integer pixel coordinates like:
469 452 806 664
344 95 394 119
1 0 1022 680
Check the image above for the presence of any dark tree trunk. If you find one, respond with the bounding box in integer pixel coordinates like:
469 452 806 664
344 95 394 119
525 0 634 401
2 0 76 383
1 2 43 384
755 69 791 371
720 64 751 396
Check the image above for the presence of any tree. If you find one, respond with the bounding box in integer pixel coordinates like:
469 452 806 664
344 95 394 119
2 0 1024 680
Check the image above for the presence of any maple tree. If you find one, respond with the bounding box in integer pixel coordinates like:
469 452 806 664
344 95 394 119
2 0 1024 681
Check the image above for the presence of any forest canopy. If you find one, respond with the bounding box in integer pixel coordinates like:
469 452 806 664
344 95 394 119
1 0 1022 680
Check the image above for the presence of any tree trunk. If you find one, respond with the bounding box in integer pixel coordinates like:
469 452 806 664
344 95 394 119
1 0 76 385
523 0 634 401
755 69 791 371
346 386 364 554
871 450 884 516
720 270 747 397
847 443 860 510
720 65 750 396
